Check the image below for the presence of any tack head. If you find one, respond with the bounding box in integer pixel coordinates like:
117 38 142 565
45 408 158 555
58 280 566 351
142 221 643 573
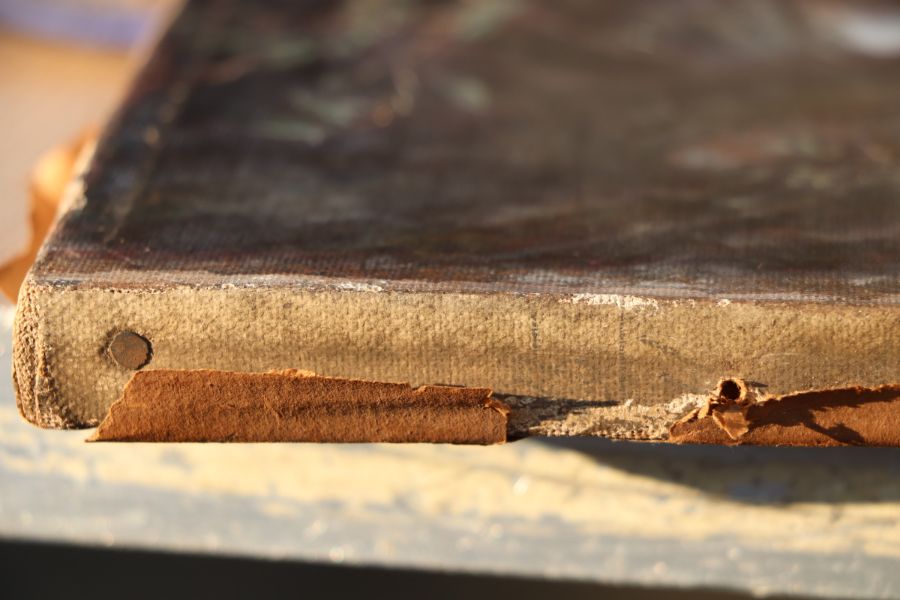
107 331 152 370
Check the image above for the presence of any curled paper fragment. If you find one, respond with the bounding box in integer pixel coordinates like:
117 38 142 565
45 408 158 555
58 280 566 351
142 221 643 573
670 379 900 447
89 369 509 444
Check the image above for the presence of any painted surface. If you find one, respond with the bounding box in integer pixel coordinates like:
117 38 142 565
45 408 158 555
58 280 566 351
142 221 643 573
34 0 900 302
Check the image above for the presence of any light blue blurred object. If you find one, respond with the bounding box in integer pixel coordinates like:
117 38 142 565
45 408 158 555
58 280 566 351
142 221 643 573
0 0 158 48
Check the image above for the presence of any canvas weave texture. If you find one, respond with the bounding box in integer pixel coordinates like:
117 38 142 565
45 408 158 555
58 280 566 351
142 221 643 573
13 0 900 439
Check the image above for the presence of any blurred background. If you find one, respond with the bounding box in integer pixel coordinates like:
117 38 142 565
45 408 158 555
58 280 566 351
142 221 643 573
1 2 900 599
0 0 173 300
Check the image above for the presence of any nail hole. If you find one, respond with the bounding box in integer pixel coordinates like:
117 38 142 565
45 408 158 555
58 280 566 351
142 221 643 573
718 379 743 401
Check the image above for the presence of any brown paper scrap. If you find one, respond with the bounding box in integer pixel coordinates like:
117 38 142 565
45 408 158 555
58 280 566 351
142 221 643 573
670 379 900 447
89 369 509 444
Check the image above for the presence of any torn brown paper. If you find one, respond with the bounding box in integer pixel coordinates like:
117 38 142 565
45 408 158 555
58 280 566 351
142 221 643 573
90 369 509 444
670 379 900 446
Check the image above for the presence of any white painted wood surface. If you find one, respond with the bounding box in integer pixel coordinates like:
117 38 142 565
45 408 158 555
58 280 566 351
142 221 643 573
2 301 900 598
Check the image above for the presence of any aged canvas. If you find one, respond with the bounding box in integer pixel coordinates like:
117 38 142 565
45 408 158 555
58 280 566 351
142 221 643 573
14 0 900 443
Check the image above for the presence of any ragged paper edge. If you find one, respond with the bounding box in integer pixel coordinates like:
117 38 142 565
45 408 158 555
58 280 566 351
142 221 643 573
89 368 510 444
669 378 900 446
